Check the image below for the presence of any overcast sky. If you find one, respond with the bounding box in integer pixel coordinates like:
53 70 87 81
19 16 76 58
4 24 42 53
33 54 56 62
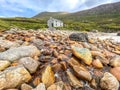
0 0 120 17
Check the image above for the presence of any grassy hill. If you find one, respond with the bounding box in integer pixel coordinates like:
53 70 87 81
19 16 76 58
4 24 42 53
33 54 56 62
0 2 120 32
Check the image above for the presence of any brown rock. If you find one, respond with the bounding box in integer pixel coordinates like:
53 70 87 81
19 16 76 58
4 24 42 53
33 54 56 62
60 61 67 71
68 58 92 81
47 81 65 90
33 83 46 90
66 70 83 88
52 63 62 72
90 79 97 89
33 77 41 87
71 46 92 65
42 66 55 87
92 59 103 69
96 56 109 65
110 56 120 67
110 67 120 81
100 72 119 90
0 60 11 71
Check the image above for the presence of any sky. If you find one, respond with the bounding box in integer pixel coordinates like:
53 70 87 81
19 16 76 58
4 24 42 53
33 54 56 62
0 0 120 17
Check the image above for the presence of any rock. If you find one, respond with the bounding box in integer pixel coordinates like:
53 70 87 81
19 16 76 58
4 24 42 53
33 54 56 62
21 83 33 90
109 56 120 67
117 32 120 36
96 56 109 65
33 83 46 90
0 46 40 62
33 77 41 87
68 58 92 81
66 70 83 88
90 79 97 89
69 33 88 42
0 65 31 90
42 66 55 87
32 39 44 49
52 63 63 72
6 89 18 90
100 72 119 90
0 40 20 49
0 60 11 71
47 81 65 90
71 46 92 65
19 57 40 73
92 59 103 69
110 67 120 81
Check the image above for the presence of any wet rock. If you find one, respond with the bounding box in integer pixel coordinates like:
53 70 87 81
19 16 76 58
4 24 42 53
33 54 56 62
33 83 46 90
21 83 33 90
71 46 92 65
68 58 92 81
42 66 55 87
109 55 120 67
47 81 65 90
100 72 119 90
0 65 31 90
92 59 103 69
66 70 83 88
69 33 88 42
19 57 40 73
0 40 20 49
0 46 40 62
110 67 120 81
0 60 11 71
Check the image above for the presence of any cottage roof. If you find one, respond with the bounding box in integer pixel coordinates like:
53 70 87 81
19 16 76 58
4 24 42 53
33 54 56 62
49 17 63 23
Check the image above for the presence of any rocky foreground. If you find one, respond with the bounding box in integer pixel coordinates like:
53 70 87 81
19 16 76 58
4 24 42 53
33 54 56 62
0 29 119 90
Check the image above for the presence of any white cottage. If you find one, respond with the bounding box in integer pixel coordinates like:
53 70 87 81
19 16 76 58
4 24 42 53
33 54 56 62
47 17 63 28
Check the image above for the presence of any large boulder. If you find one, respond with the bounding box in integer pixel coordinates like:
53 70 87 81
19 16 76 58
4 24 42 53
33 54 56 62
0 65 31 90
100 72 119 90
19 57 40 73
69 33 88 42
0 46 40 62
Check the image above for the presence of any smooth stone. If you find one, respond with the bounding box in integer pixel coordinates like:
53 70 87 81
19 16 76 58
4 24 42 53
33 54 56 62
47 81 65 90
0 65 31 90
0 60 11 71
100 72 119 90
110 56 120 67
71 46 92 65
19 57 40 73
92 59 103 69
42 66 55 87
110 67 120 81
68 58 92 81
0 46 40 62
66 70 83 88
21 83 33 90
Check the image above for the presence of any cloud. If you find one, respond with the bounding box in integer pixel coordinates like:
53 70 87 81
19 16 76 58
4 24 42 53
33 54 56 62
0 0 120 17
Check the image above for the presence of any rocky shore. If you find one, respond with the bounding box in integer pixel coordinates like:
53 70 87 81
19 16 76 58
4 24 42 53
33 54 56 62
0 29 119 90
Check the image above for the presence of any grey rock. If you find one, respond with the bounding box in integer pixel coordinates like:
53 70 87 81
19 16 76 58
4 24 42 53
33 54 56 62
33 83 46 90
100 72 119 90
0 65 31 90
19 57 40 73
0 40 20 49
0 46 40 62
69 33 88 42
